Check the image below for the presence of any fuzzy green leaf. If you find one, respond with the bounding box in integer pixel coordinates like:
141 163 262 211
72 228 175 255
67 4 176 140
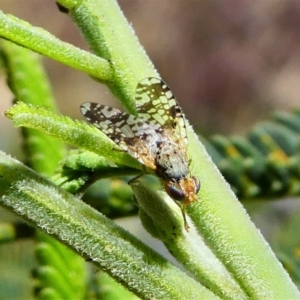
0 10 112 81
5 102 141 170
0 152 217 300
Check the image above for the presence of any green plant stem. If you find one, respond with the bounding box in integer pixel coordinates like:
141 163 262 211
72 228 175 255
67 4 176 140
1 40 66 176
131 179 247 300
0 10 112 81
5 102 141 170
130 124 300 298
53 150 139 193
0 152 218 300
1 40 86 299
187 127 300 298
57 0 159 113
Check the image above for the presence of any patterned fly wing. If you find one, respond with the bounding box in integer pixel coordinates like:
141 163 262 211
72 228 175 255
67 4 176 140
136 77 188 147
80 103 137 144
81 77 200 229
80 77 188 172
80 103 156 168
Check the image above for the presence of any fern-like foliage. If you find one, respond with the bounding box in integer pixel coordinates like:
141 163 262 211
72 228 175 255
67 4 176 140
203 109 300 199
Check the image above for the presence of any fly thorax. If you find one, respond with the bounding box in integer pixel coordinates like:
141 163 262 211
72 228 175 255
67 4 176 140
155 140 189 180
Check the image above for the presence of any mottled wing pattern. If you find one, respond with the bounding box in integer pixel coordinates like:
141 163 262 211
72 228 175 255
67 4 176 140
80 103 135 142
80 103 141 160
136 77 188 146
81 78 198 229
80 101 162 169
80 77 188 170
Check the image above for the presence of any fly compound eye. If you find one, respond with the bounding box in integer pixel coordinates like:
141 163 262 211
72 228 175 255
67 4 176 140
192 176 200 194
164 181 185 201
